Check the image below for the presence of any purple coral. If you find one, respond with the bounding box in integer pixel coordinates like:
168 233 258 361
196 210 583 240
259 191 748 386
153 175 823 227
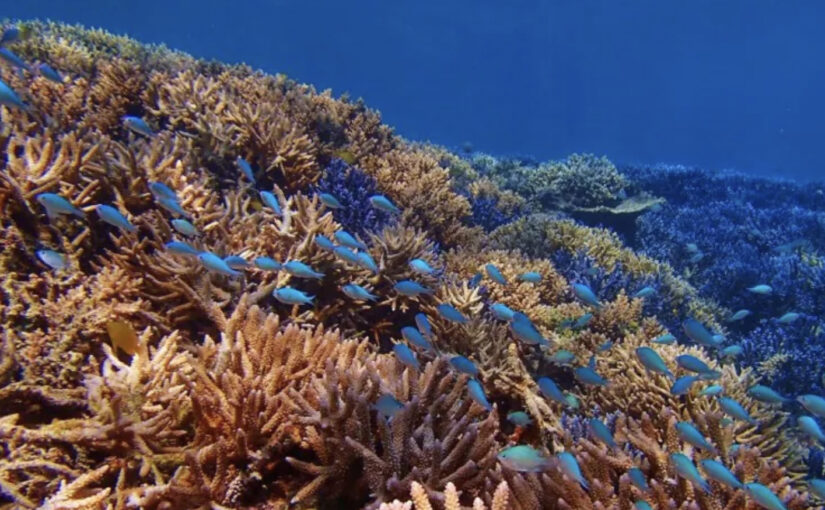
314 158 392 236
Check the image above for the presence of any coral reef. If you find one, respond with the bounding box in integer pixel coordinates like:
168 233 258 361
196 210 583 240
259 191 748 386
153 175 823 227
630 163 825 397
0 18 820 510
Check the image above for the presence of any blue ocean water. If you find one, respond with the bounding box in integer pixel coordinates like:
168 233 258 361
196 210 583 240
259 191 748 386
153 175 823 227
7 0 825 180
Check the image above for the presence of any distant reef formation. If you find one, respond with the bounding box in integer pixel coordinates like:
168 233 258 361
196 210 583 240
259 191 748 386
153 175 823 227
0 20 821 510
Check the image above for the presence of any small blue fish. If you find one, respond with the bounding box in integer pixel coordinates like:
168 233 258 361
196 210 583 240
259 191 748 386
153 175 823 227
415 313 434 339
122 116 154 137
573 313 593 329
557 452 589 490
572 283 601 308
253 257 282 271
355 251 378 273
507 411 532 427
409 258 435 275
468 272 483 288
564 393 580 409
341 283 377 301
720 345 743 358
699 385 723 397
149 182 178 202
653 333 676 345
718 396 758 425
164 241 199 256
449 355 479 377
36 193 85 220
548 350 576 365
373 394 404 419
156 196 187 217
699 459 742 489
510 312 550 346
96 204 136 233
728 309 752 322
670 453 711 493
689 252 705 264
798 416 824 444
319 192 342 209
597 341 614 352
0 48 30 71
632 286 655 298
777 312 800 324
401 326 434 352
0 26 20 46
369 194 400 214
314 234 335 251
393 343 420 370
236 157 255 184
574 366 607 387
199 252 242 277
671 375 700 396
334 246 360 265
682 318 719 347
633 501 652 510
224 255 250 270
518 271 542 283
283 260 324 279
467 379 492 411
334 230 367 251
437 303 469 324
676 421 718 454
537 377 569 406
260 191 282 216
36 249 68 270
0 78 29 111
171 219 198 237
485 264 507 285
743 483 788 510
273 287 314 306
635 347 674 379
498 445 552 473
588 418 617 448
798 394 825 418
810 478 825 500
628 467 649 492
748 384 789 404
394 280 431 297
747 284 773 295
490 303 516 321
698 370 722 381
675 355 712 374
37 63 63 83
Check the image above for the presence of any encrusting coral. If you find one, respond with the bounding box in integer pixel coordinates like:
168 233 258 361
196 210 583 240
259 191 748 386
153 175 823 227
0 18 820 510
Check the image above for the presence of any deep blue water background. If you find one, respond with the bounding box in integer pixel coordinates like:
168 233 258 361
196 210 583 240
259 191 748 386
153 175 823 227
8 0 825 180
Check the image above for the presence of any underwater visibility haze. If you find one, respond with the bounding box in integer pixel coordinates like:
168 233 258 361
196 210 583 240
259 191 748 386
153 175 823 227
1 4 825 510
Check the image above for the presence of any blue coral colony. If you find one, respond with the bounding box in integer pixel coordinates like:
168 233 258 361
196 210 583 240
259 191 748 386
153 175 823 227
0 19 823 510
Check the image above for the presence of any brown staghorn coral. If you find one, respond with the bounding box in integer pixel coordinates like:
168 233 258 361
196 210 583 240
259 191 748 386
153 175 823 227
285 355 502 508
486 411 813 510
490 214 726 329
0 327 192 509
360 147 483 248
377 481 511 510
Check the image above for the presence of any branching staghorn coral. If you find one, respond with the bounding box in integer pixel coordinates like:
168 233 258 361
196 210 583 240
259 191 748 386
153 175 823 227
285 355 502 508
